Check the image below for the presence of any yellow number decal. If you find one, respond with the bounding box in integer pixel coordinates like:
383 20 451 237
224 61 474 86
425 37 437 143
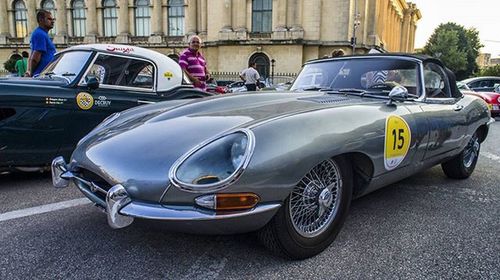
384 115 411 170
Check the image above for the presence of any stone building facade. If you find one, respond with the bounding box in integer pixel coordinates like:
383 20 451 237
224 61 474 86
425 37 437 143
0 0 421 78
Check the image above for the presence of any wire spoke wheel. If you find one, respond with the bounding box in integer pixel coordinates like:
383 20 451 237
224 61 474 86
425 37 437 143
289 159 342 238
462 134 479 168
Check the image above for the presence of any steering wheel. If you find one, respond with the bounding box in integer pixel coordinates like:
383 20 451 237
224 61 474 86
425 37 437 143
428 88 444 98
366 81 398 91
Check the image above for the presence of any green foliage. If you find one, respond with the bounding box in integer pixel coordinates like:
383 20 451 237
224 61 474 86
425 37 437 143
421 22 483 80
479 65 500 76
3 59 17 73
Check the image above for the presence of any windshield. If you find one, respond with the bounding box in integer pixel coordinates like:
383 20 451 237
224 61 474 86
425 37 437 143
40 51 92 82
290 57 421 97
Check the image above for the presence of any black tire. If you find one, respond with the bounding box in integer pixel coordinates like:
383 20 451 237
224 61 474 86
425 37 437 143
441 132 480 179
257 156 353 259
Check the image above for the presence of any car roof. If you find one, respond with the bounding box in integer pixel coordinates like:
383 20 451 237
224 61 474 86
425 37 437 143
460 76 500 83
59 44 185 92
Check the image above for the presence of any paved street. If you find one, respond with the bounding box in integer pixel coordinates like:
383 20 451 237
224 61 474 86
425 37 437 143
1 120 499 280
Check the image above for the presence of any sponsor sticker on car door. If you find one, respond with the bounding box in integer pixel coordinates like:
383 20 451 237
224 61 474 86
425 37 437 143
384 115 411 170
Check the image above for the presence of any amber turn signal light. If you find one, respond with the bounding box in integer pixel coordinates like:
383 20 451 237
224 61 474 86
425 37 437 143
215 193 260 210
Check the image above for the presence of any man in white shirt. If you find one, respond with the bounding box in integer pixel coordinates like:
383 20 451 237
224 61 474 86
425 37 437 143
240 62 260 91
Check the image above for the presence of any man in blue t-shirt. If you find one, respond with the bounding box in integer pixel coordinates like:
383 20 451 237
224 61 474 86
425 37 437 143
26 10 56 77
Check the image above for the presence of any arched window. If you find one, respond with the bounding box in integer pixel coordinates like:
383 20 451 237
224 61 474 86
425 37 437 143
72 0 86 37
135 0 151 36
252 0 272 33
168 0 184 36
13 0 28 38
103 0 118 36
249 53 270 79
41 0 56 36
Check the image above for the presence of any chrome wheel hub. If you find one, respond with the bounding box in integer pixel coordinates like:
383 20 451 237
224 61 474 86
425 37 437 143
289 159 342 238
463 134 479 168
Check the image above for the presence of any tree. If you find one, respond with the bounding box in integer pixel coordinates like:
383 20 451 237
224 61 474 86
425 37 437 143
421 22 483 80
479 65 500 77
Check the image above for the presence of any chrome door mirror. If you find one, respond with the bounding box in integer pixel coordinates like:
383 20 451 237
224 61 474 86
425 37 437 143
85 75 100 91
387 85 409 105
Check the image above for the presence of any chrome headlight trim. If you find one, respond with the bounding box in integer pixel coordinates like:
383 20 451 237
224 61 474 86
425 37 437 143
168 128 255 193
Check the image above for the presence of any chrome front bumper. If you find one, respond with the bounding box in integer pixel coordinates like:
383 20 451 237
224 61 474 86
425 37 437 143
51 157 281 233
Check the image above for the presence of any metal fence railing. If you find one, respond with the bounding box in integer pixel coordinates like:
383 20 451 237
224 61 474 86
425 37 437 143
211 72 296 86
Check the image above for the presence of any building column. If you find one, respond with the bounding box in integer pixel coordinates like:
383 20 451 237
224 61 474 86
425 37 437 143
273 0 286 31
287 0 301 30
186 0 197 35
25 0 37 43
54 0 68 44
217 0 232 40
271 0 287 39
400 10 410 52
288 0 303 39
85 0 98 42
220 0 231 31
149 0 164 43
233 0 247 39
200 0 207 36
0 0 9 44
115 0 130 43
302 0 321 41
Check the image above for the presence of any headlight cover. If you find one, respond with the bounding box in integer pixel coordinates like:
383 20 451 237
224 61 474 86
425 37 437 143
169 129 255 193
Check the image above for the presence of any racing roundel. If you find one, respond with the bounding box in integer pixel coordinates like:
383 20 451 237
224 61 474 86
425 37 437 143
384 115 411 170
76 92 94 110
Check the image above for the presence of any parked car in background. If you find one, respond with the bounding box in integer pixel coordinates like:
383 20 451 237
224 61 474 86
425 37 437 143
459 76 500 92
53 54 492 259
0 44 211 173
461 89 500 117
206 78 229 94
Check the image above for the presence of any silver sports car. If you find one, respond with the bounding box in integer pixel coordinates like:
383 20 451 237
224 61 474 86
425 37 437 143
52 54 493 259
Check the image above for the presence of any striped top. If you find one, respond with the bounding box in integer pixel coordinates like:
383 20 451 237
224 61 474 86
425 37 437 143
179 48 207 90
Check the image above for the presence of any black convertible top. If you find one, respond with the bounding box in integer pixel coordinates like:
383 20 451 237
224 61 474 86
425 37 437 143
306 53 462 98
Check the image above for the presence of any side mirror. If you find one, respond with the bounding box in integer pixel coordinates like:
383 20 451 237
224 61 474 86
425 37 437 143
85 76 99 90
387 85 408 105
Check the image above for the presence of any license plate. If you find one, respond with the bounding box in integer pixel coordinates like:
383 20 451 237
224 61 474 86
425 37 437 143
493 105 499 111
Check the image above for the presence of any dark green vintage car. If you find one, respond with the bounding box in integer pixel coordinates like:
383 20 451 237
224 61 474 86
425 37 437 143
0 44 210 172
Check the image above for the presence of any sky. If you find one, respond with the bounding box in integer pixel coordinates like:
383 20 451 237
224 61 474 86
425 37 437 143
410 0 500 57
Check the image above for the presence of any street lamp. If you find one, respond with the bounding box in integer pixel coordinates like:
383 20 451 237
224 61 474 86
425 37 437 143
351 12 361 54
271 59 276 85
351 0 361 54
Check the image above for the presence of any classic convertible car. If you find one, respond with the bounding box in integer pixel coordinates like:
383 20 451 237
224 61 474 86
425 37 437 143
459 81 500 117
52 54 493 259
0 44 210 172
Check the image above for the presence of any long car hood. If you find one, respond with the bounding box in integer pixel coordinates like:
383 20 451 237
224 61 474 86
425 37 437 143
0 77 68 87
71 92 377 201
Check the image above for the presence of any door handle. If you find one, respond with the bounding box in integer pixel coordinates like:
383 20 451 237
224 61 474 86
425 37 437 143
137 100 155 105
453 105 464 111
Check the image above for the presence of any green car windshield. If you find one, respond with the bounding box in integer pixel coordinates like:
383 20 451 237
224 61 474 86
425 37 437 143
290 58 420 97
40 51 93 83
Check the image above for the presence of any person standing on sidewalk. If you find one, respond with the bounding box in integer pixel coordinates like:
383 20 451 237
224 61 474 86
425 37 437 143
15 51 29 77
179 35 210 91
240 62 260 91
25 10 56 77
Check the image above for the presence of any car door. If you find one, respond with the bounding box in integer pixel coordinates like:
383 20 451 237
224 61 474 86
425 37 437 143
59 52 161 158
0 50 97 167
418 62 468 162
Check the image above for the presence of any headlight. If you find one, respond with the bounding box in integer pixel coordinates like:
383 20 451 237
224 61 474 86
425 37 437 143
169 129 255 193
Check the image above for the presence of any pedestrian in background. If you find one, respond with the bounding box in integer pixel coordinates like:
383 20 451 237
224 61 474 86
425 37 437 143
15 51 29 77
179 35 210 91
240 62 260 91
331 49 345 58
25 10 56 77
